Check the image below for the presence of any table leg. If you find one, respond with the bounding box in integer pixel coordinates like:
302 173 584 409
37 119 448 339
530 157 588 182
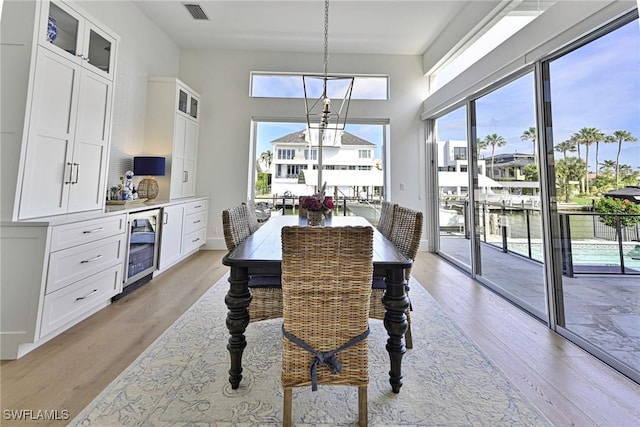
383 267 409 393
225 266 252 389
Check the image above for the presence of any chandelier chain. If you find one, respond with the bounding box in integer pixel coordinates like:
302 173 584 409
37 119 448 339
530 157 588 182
323 0 329 78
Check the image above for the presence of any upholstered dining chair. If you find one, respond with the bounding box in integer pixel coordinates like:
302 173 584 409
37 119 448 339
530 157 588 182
370 205 423 349
376 200 397 239
222 204 282 321
281 226 373 427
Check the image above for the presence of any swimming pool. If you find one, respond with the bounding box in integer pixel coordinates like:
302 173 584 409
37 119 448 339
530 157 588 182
505 241 640 272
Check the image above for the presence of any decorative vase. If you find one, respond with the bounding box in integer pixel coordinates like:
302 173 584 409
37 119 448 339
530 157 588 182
307 210 324 226
47 16 58 43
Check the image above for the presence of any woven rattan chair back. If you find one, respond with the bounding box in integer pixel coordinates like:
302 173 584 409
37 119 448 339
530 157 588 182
243 200 261 234
222 204 251 251
370 205 423 349
377 200 397 239
389 206 423 280
222 204 282 322
281 226 373 427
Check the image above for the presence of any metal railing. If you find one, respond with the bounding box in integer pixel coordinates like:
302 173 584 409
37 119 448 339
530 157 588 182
440 200 640 276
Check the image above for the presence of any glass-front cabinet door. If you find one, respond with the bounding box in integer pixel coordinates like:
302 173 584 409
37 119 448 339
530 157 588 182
177 87 199 119
38 1 116 80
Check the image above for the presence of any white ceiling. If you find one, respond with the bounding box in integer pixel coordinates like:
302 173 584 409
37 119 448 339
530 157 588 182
132 1 506 56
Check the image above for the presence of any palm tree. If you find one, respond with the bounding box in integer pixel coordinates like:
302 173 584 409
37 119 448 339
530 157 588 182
556 157 587 202
481 133 507 179
599 159 616 173
573 127 604 194
554 139 577 160
611 130 638 188
520 126 537 162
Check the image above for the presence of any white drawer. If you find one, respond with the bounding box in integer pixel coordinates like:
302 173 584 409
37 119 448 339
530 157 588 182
184 199 207 216
183 211 207 235
47 234 126 294
40 264 121 337
182 228 205 254
50 215 127 252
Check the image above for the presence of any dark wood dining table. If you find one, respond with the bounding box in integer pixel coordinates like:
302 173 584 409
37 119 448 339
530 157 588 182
222 215 412 393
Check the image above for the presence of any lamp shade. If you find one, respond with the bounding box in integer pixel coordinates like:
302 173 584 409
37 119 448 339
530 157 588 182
134 156 165 176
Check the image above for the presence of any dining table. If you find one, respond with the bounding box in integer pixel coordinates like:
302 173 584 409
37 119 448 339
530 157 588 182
222 214 412 393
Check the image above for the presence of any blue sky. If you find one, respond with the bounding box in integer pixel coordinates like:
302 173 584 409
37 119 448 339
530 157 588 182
256 20 639 172
437 20 640 171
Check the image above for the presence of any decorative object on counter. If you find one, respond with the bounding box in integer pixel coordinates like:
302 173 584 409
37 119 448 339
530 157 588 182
300 182 334 226
134 156 166 200
122 170 135 200
105 173 148 206
47 16 58 43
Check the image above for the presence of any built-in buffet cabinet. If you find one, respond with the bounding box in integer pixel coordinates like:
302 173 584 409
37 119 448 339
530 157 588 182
158 199 208 273
0 214 127 359
0 0 122 359
6 0 118 221
144 78 200 201
0 197 209 360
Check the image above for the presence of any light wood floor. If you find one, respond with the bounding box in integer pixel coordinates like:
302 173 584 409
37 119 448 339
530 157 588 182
1 250 639 426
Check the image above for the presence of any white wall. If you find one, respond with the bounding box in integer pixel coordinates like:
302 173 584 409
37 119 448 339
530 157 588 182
179 50 428 249
77 1 180 189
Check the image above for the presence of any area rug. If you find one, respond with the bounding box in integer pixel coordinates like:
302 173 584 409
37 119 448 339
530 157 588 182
70 275 551 426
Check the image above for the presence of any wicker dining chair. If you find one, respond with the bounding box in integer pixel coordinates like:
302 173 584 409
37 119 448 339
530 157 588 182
222 204 251 251
376 200 397 239
243 200 261 234
370 205 423 349
222 204 282 321
281 226 373 427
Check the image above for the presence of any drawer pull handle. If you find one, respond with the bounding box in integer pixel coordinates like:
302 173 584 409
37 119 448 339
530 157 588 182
192 237 200 243
83 227 105 234
193 205 202 209
80 254 103 264
76 289 98 301
193 219 201 224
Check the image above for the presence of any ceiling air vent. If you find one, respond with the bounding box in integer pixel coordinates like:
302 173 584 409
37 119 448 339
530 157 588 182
183 3 210 20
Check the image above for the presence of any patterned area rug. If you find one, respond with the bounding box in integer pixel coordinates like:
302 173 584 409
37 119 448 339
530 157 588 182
71 275 551 426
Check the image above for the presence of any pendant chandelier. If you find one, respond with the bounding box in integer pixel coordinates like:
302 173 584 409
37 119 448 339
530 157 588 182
303 0 353 132
303 0 354 190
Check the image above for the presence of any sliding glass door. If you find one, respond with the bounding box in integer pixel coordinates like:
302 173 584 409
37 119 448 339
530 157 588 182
472 73 547 319
428 11 639 383
435 106 471 270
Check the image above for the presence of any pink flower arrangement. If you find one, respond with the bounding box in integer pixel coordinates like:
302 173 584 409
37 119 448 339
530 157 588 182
301 193 334 212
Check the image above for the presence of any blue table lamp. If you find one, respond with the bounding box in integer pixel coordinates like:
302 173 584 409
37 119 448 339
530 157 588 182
134 156 166 200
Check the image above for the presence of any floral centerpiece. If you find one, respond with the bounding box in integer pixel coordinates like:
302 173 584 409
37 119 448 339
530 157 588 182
300 183 334 225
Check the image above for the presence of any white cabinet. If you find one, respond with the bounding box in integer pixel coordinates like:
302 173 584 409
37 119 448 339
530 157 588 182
37 0 117 80
158 204 184 271
17 48 112 219
182 200 208 254
0 213 126 359
144 78 200 201
157 198 208 274
13 0 118 220
170 116 198 199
